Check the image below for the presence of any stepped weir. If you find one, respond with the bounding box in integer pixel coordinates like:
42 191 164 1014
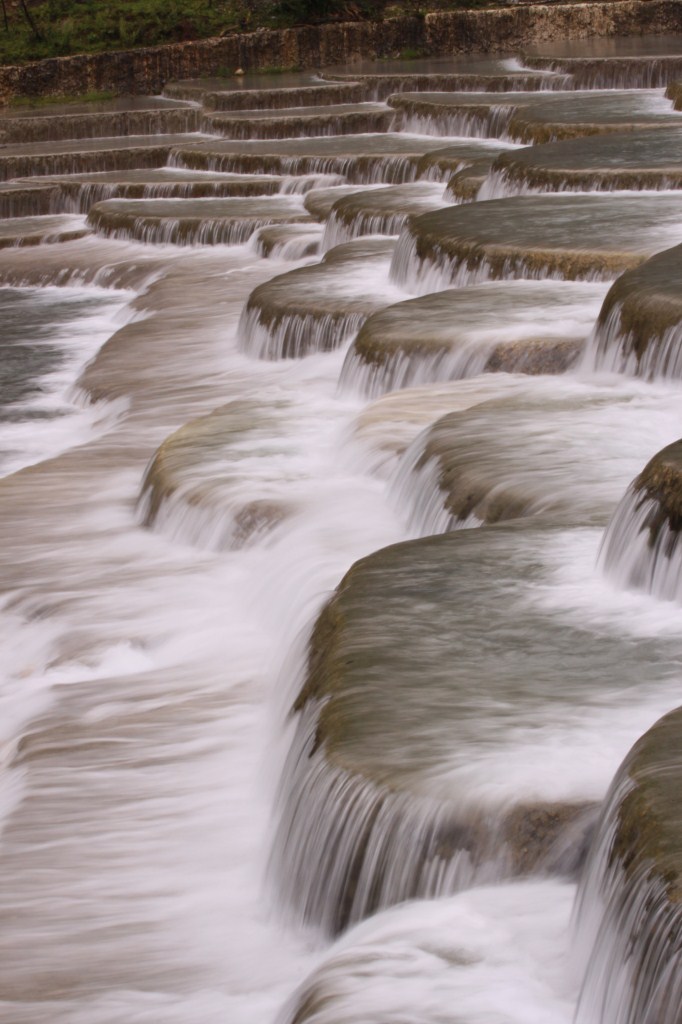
0 22 682 1024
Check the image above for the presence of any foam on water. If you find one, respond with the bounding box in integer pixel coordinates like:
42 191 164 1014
0 247 408 1022
0 285 132 476
278 881 578 1024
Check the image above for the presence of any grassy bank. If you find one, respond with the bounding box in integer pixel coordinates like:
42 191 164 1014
0 0 481 65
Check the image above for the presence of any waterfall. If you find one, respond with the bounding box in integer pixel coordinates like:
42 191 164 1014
239 304 369 359
573 706 682 1024
2 30 682 1024
391 101 516 140
599 440 682 603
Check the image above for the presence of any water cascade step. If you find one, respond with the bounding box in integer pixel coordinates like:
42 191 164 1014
390 192 682 294
139 400 296 550
87 195 312 246
251 222 324 259
303 183 386 222
0 133 211 181
0 232 179 290
445 156 501 200
164 75 357 108
341 279 605 396
321 56 568 97
521 33 682 88
0 98 200 144
389 87 681 144
389 378 682 533
348 376 533 478
271 524 682 935
170 134 463 184
406 138 515 182
322 181 449 250
238 237 398 359
574 703 682 1024
0 182 62 218
0 213 88 248
481 124 682 197
280 880 579 1024
599 438 682 602
9 168 289 216
585 242 682 378
3 35 682 1024
203 103 393 140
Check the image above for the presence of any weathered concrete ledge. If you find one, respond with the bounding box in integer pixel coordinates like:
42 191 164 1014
1 1 681 101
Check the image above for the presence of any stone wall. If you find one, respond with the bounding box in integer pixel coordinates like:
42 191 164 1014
1 0 681 100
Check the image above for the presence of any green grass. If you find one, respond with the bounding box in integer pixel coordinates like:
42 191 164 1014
0 0 492 66
0 0 250 64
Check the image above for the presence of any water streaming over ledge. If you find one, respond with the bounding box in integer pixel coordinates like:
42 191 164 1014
1 32 682 1024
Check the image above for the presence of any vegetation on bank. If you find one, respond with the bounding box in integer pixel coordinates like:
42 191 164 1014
0 0 485 65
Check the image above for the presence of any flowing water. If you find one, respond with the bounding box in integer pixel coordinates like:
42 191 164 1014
0 35 682 1024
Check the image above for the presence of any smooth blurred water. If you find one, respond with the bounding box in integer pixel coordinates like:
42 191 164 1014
0 44 681 1024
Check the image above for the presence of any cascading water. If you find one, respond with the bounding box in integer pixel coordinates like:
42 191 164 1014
599 439 682 603
572 704 682 1024
2 30 682 1024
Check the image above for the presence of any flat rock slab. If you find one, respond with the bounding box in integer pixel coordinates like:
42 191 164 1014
0 133 210 181
323 181 450 248
394 377 682 531
322 54 560 95
522 33 682 88
172 133 469 183
271 521 682 932
204 102 393 140
343 279 605 394
392 192 682 290
390 88 682 144
0 213 87 248
239 237 398 358
141 400 295 550
87 195 312 245
487 125 682 193
298 524 682 800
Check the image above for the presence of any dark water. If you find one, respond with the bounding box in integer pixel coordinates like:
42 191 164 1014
0 288 106 416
